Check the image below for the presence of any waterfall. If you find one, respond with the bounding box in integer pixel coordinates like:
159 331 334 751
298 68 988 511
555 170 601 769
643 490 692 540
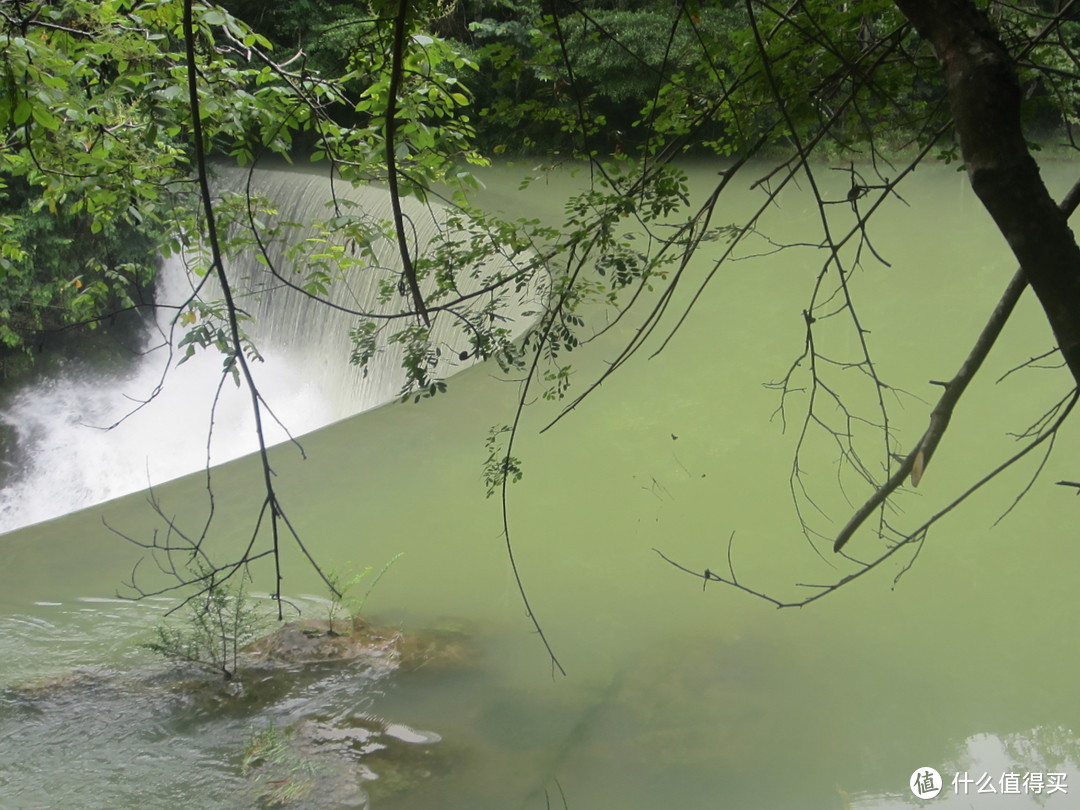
0 168 537 534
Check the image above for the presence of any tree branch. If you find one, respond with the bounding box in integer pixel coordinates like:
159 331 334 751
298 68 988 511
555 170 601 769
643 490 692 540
834 175 1080 551
181 0 335 614
385 0 430 326
894 0 1080 383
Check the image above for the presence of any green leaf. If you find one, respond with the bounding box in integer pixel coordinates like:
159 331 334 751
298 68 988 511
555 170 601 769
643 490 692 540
12 100 31 126
30 105 60 131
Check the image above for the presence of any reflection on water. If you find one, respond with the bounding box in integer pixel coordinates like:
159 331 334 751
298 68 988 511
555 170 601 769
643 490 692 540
854 728 1080 809
3 161 1080 808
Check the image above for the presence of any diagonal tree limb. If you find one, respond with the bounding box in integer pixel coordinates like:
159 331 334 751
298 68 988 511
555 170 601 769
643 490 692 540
833 175 1080 552
895 0 1080 383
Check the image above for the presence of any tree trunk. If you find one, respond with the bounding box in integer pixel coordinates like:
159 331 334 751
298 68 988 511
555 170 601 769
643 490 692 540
894 0 1080 385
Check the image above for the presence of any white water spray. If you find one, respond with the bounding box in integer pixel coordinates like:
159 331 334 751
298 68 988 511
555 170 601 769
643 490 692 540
0 258 336 533
0 170 536 534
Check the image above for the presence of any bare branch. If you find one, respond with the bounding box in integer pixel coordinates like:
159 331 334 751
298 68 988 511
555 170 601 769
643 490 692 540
833 175 1080 552
658 390 1077 608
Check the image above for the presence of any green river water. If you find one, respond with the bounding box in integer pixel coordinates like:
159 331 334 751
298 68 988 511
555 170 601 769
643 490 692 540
1 160 1079 809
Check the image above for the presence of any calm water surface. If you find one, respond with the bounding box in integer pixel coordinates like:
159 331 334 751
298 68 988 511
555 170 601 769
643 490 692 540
1 160 1079 809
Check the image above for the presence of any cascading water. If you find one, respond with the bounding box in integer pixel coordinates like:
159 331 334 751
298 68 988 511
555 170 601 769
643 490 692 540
0 168 536 534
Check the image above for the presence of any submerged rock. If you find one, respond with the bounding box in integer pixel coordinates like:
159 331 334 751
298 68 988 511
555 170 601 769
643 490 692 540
245 616 480 674
242 712 462 808
6 617 478 807
6 666 112 700
300 712 459 801
245 618 398 668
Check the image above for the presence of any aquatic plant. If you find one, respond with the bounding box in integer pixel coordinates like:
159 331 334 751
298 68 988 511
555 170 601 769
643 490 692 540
241 723 317 807
325 553 404 635
145 571 264 681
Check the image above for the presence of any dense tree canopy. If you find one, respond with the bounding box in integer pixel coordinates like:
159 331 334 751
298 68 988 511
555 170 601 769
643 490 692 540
4 0 1080 650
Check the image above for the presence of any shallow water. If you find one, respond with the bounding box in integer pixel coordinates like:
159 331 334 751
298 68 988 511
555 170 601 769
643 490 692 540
2 159 1080 809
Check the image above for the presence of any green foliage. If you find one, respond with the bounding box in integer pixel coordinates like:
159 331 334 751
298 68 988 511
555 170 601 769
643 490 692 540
342 21 488 183
176 296 264 387
0 1 305 355
145 571 264 681
325 553 404 634
241 722 317 806
549 8 748 118
0 0 964 404
2 0 494 372
450 0 953 156
1021 18 1080 135
624 0 938 158
218 0 345 49
0 177 161 360
483 425 523 496
459 4 746 151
